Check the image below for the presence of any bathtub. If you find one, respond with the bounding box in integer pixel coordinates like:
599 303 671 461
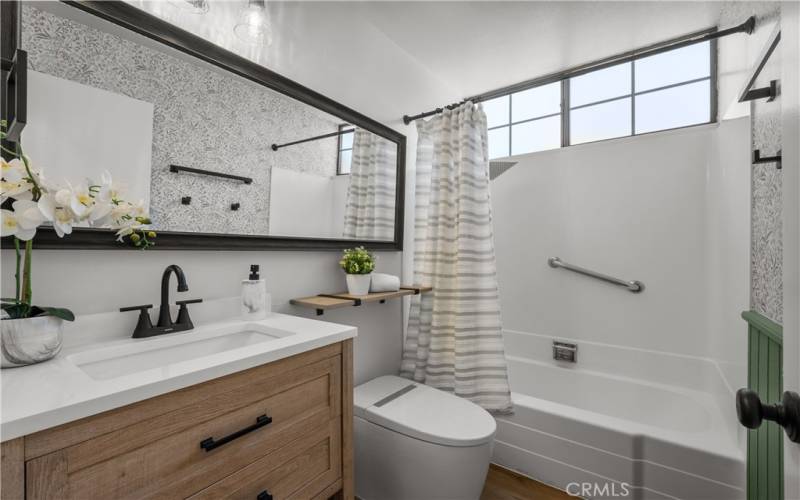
492 330 746 500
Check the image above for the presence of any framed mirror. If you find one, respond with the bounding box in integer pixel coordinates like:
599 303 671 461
1 0 405 250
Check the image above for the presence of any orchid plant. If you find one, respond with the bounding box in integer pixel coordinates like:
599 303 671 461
1 121 155 321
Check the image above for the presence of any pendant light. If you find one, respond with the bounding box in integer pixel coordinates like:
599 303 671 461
234 0 272 45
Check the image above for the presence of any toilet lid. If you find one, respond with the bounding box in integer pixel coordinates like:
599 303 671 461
354 375 497 447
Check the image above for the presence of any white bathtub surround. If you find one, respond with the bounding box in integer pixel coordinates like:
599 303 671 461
494 329 745 500
400 102 511 412
490 122 751 474
0 298 356 440
343 129 397 240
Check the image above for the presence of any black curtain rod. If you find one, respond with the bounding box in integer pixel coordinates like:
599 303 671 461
271 127 355 151
403 16 755 125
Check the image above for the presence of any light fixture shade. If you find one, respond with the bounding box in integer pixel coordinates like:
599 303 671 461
234 0 272 45
168 0 209 14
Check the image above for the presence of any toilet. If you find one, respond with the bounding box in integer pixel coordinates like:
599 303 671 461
354 375 497 500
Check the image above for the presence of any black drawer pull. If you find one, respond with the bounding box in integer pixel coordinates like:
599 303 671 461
256 491 273 500
200 414 272 452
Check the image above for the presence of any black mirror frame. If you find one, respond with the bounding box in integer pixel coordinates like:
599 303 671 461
0 0 405 251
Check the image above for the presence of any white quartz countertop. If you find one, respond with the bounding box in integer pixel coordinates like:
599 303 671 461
1 312 356 441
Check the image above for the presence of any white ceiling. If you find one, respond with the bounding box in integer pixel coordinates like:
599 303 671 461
129 1 725 126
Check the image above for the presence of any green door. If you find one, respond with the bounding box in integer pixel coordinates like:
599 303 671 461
743 311 783 500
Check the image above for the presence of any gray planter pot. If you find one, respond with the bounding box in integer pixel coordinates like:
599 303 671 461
1 316 64 368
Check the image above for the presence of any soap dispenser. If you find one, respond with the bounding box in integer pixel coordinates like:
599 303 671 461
241 264 269 320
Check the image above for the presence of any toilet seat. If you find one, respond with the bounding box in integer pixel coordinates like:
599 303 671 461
354 375 496 447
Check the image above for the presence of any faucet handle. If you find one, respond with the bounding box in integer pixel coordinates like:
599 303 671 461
176 299 203 306
120 304 154 312
119 304 154 338
176 298 202 330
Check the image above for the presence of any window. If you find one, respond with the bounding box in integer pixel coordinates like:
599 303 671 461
484 82 562 158
337 124 354 174
485 40 714 159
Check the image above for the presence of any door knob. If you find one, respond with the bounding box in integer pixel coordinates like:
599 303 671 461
736 388 800 443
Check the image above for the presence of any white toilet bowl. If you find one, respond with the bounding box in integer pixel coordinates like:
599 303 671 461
354 375 496 500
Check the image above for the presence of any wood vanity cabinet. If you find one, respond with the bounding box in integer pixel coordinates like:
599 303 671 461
0 340 354 500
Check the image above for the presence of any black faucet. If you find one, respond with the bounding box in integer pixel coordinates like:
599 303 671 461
158 264 188 327
120 264 202 338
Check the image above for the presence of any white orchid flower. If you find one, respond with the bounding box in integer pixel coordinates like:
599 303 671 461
115 225 136 242
1 158 32 202
97 171 126 204
1 158 25 183
59 182 95 219
89 199 112 223
12 198 45 225
38 194 74 238
1 209 36 241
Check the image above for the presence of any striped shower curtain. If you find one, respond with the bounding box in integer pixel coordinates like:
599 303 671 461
343 130 397 240
400 102 512 413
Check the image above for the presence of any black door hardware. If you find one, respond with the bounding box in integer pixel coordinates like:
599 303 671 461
256 491 273 500
736 388 800 443
200 414 272 452
753 149 782 169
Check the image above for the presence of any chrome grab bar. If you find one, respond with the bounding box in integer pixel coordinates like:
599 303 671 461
548 257 644 293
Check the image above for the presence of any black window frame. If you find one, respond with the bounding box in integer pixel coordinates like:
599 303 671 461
485 37 718 159
336 123 354 175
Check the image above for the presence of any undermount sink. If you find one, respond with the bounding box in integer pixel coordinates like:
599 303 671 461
68 323 294 381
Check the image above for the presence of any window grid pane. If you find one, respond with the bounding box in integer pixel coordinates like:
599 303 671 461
482 41 711 157
570 97 632 145
635 79 710 134
570 62 631 107
635 41 710 93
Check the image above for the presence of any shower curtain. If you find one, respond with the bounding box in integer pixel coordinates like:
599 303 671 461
343 130 396 240
400 102 512 413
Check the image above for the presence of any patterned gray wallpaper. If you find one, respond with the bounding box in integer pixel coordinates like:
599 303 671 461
720 2 783 323
751 61 783 324
21 5 339 235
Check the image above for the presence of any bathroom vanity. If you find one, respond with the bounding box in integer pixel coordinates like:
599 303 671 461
0 313 356 500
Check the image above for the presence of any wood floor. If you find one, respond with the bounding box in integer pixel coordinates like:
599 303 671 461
481 464 574 500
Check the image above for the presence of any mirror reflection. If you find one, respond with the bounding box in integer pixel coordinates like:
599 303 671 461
20 2 398 241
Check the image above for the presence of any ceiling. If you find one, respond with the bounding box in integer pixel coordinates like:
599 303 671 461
128 1 725 126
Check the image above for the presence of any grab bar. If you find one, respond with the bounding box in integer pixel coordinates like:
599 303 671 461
548 257 644 293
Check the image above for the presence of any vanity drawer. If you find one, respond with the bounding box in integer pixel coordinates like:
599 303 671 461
188 419 341 500
26 356 342 500
24 343 343 460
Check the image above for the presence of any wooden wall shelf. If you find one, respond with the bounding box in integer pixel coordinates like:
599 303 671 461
291 286 432 315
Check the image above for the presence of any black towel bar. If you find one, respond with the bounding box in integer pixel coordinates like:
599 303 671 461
753 149 782 169
170 164 253 184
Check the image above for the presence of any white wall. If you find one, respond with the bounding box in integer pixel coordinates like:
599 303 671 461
269 168 348 239
24 71 153 208
0 249 402 387
706 117 752 394
492 126 714 356
717 3 781 120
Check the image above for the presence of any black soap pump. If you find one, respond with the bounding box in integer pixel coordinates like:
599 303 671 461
241 264 268 319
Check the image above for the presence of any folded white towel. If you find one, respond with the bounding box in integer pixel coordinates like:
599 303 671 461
370 273 401 292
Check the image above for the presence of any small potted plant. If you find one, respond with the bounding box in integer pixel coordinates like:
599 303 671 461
1 122 154 367
339 246 375 296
